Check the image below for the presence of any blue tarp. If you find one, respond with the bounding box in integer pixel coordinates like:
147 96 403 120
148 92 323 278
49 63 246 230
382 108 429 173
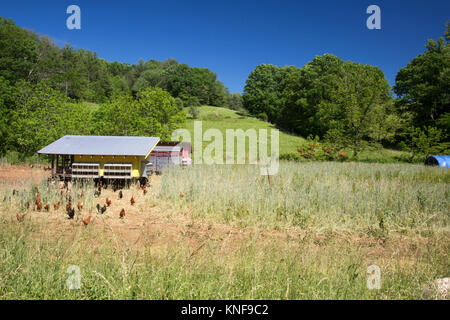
424 156 450 168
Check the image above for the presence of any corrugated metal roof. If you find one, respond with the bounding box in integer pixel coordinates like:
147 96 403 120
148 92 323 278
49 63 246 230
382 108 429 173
38 135 160 156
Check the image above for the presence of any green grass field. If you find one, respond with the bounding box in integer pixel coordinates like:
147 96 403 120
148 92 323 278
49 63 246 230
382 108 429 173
181 106 410 163
0 162 448 299
181 106 305 159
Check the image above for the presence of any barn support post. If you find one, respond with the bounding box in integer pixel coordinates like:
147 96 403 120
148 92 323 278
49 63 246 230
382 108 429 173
51 154 55 176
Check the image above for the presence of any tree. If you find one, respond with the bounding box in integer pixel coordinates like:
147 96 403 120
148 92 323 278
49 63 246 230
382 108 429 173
134 87 186 139
405 126 448 161
324 62 399 157
7 81 85 157
165 63 226 106
280 54 343 137
93 87 185 140
174 97 184 110
0 18 39 83
0 17 229 105
243 64 296 123
0 76 16 155
186 96 200 119
132 68 166 92
226 92 243 111
394 25 450 128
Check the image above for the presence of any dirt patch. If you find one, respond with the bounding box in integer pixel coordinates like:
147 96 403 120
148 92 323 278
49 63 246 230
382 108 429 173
0 165 50 185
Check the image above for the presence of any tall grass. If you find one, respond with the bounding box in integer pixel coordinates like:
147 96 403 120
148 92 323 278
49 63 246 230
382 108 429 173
0 218 447 299
0 162 448 299
158 162 449 232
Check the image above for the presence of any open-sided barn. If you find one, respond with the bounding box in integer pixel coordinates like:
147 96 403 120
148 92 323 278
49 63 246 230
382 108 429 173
38 135 191 181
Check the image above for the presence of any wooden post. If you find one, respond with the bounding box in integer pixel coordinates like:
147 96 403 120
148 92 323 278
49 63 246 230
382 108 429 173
267 168 272 186
56 155 60 176
51 154 55 176
62 155 66 179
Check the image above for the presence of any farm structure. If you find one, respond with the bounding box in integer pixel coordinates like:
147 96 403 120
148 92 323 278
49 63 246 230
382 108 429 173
150 141 192 172
37 135 192 182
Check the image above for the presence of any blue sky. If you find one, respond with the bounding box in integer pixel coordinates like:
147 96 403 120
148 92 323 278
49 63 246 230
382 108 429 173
1 0 449 93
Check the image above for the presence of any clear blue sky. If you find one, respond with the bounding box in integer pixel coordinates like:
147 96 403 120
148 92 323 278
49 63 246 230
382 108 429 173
1 0 449 93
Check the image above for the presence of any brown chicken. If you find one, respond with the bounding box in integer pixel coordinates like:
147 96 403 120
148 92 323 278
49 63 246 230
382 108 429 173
82 215 92 226
77 202 83 211
130 196 135 206
106 197 112 207
53 201 61 210
44 203 50 212
36 200 42 211
66 201 72 213
119 208 125 219
16 213 26 222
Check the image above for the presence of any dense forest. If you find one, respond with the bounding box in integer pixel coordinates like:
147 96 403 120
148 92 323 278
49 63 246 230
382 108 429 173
0 17 448 161
0 18 232 105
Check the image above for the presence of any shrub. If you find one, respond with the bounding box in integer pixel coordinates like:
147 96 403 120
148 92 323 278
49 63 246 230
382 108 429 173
405 126 448 161
257 112 268 122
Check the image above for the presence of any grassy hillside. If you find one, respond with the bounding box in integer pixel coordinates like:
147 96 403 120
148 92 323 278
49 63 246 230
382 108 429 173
180 106 409 163
181 106 305 160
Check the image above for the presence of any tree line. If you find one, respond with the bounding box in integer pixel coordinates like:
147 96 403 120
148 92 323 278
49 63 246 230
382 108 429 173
0 77 185 158
0 16 448 162
0 17 238 106
242 23 449 159
0 17 245 159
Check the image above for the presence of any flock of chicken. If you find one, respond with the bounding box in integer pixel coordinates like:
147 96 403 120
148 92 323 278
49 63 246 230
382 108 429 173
15 180 148 226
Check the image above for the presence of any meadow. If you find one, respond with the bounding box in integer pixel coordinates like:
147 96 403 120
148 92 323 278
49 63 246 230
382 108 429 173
182 106 411 163
183 106 306 157
0 161 448 299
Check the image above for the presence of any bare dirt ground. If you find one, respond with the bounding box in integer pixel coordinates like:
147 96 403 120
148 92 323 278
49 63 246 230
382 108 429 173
0 164 50 185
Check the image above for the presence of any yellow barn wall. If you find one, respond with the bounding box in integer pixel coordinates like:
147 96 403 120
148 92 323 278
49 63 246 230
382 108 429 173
74 155 147 178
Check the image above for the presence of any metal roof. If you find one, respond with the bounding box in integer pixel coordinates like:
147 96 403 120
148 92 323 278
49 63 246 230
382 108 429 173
38 135 160 156
153 146 182 152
